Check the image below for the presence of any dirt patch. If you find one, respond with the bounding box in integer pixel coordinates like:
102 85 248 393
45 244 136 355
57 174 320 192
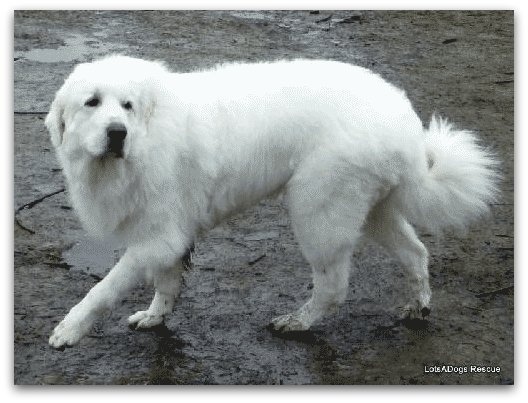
14 10 513 384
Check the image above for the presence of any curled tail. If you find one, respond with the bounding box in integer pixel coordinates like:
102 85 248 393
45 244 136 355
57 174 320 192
394 115 499 233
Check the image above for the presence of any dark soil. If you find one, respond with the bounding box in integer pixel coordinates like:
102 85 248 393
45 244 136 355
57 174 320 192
14 10 513 385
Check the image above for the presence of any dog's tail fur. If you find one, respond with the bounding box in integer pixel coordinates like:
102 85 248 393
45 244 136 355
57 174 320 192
392 115 499 233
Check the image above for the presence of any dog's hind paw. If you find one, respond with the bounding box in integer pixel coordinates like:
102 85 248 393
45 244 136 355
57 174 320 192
401 303 431 320
128 310 164 329
270 313 310 332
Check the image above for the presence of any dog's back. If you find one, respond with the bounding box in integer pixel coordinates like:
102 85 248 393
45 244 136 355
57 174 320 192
47 57 498 348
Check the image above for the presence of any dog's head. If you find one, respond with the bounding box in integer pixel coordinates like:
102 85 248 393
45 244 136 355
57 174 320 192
45 55 167 161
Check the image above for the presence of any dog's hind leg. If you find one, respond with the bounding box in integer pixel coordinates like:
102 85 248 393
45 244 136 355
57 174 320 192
127 262 183 329
271 161 379 332
364 198 431 319
271 248 353 332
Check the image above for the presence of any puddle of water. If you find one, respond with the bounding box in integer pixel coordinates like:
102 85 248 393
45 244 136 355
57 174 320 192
244 231 279 242
229 11 272 21
62 235 124 279
18 33 118 63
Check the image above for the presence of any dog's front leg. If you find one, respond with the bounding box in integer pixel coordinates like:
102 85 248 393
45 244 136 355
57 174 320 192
127 262 184 329
49 241 183 349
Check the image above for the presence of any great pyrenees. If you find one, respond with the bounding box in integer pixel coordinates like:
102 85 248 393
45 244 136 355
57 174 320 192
46 55 497 348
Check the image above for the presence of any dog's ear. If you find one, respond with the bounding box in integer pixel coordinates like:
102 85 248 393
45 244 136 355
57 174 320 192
145 98 156 124
140 89 157 126
45 95 65 147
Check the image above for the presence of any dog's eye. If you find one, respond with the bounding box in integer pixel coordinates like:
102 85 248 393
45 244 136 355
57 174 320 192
122 101 133 111
85 97 100 107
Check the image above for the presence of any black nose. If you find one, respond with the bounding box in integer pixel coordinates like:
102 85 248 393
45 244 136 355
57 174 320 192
106 123 127 157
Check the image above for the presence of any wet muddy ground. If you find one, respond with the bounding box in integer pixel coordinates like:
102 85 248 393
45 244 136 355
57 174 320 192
14 10 513 385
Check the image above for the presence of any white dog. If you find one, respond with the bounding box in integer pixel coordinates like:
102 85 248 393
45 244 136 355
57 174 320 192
46 55 497 348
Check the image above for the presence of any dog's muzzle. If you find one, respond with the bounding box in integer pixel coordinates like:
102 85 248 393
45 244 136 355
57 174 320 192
106 123 127 158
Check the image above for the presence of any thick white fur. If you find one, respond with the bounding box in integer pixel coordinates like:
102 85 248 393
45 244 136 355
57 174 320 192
46 55 497 348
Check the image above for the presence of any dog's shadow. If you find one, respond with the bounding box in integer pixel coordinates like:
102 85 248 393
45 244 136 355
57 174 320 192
399 317 430 330
266 323 323 344
129 322 189 384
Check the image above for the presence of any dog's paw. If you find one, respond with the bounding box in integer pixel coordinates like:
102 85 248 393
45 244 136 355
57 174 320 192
49 315 93 349
271 313 310 332
401 302 431 320
128 310 164 329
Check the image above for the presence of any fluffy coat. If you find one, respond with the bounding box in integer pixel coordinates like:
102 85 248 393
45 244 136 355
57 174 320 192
46 56 497 348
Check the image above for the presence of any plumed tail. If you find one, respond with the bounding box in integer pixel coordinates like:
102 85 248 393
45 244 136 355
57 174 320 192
393 115 499 233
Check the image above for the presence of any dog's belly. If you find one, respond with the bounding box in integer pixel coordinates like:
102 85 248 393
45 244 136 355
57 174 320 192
207 144 296 223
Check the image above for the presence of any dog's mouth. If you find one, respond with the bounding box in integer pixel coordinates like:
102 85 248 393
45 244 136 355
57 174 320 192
105 139 126 159
104 149 124 159
95 148 125 162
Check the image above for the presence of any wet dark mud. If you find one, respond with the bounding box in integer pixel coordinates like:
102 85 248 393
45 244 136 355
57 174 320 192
14 10 513 384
